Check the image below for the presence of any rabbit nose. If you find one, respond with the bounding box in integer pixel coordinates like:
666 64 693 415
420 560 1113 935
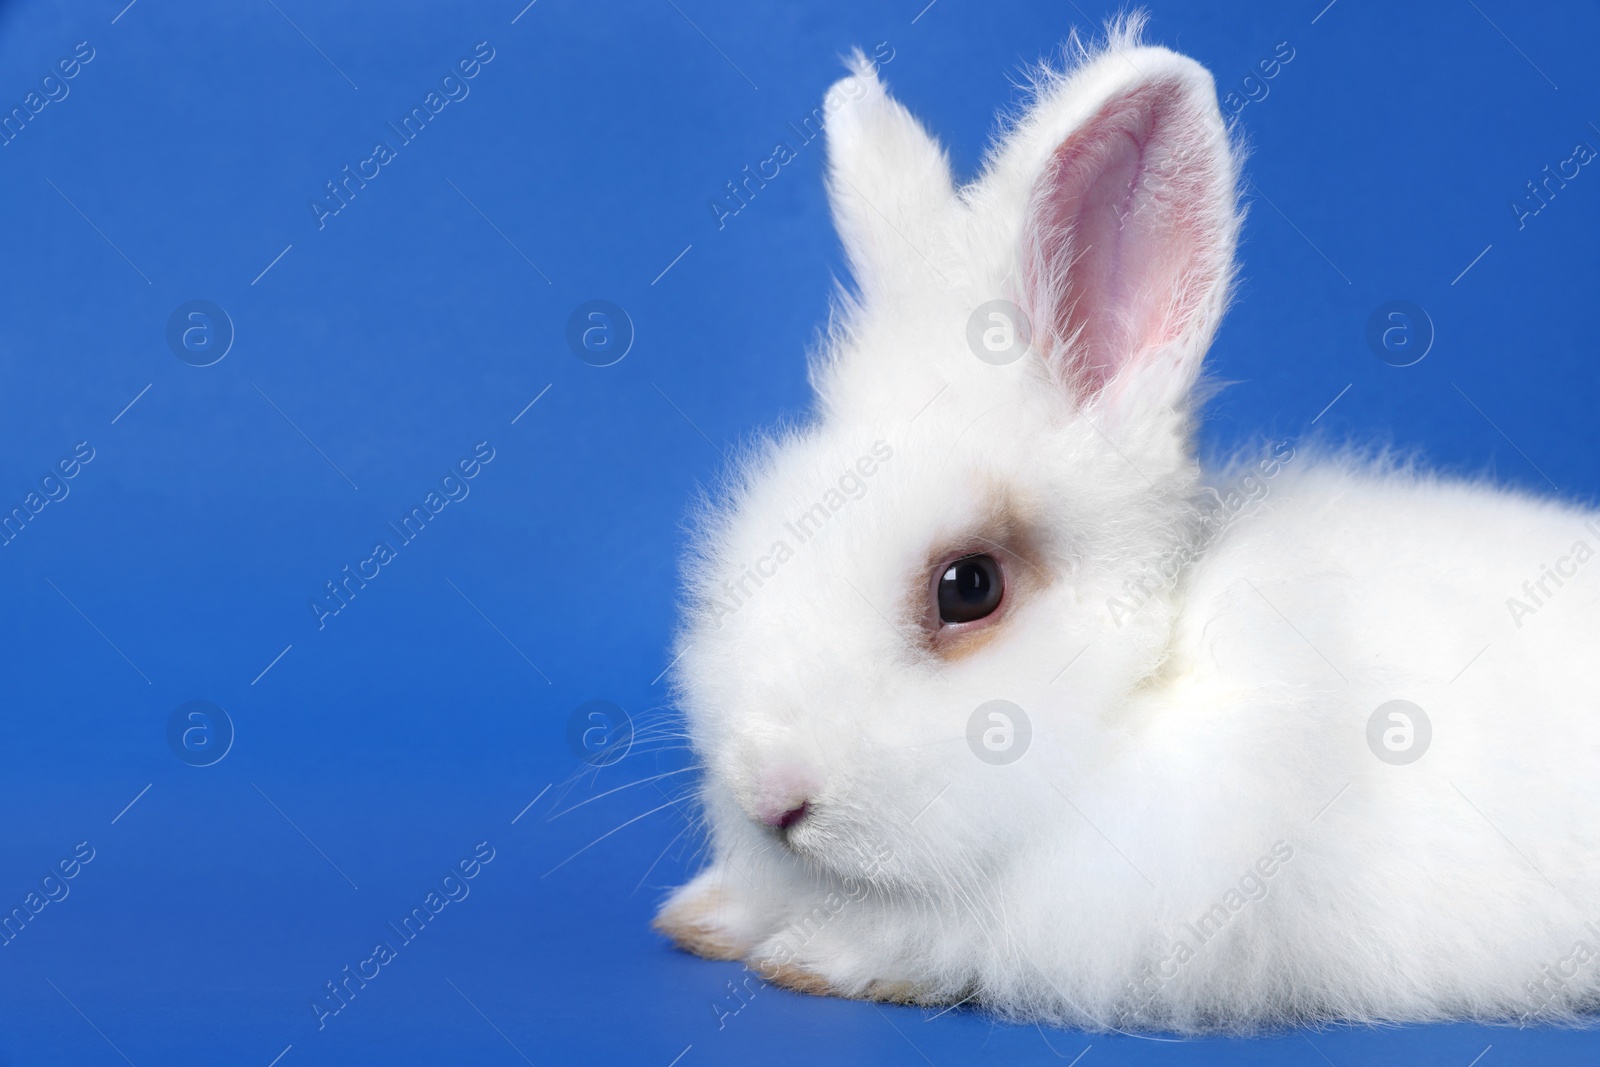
752 765 817 829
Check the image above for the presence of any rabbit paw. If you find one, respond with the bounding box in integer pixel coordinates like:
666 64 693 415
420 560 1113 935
757 961 836 996
653 864 762 961
860 978 950 1006
761 963 950 1005
657 867 957 1007
753 954 952 1006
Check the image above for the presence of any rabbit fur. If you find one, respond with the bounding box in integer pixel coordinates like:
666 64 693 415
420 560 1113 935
653 15 1600 1032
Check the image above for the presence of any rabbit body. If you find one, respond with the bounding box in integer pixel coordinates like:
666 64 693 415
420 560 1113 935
655 19 1600 1031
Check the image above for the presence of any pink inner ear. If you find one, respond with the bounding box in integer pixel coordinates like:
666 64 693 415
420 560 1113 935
1026 81 1215 400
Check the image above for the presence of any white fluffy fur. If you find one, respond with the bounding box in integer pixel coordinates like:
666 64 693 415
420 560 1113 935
657 17 1600 1032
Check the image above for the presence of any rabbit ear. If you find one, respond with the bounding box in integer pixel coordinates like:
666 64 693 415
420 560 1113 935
824 53 956 300
992 37 1241 411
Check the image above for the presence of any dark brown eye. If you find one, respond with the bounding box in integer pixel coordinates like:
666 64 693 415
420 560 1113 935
937 553 1004 624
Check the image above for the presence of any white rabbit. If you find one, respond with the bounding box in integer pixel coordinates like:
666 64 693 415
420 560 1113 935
654 15 1600 1032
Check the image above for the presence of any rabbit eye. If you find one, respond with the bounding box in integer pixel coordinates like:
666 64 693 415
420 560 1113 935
937 553 1004 624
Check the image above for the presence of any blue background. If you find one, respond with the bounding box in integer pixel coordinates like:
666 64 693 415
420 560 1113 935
0 0 1595 1064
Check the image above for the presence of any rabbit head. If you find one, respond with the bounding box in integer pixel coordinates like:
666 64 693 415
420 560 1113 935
674 20 1243 891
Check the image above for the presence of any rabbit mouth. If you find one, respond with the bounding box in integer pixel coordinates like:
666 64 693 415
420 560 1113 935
772 802 813 853
773 801 810 831
768 806 850 860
